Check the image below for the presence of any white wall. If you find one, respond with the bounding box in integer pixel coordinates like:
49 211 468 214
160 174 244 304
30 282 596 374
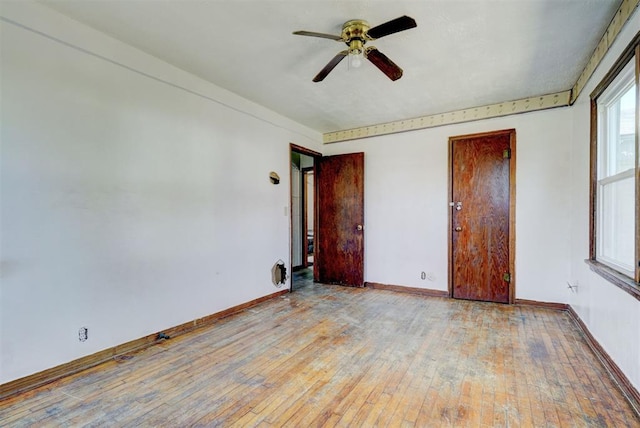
568 8 640 392
0 2 322 383
323 108 573 303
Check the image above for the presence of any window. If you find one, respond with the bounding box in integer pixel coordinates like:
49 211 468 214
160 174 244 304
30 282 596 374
589 36 639 296
596 61 636 276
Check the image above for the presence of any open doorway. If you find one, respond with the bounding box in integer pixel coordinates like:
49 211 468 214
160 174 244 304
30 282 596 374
290 144 321 291
302 167 314 267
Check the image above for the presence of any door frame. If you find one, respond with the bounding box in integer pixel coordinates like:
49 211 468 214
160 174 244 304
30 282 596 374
447 129 516 303
290 143 322 290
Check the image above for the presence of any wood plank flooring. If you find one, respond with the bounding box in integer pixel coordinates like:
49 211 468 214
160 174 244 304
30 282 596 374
1 274 639 427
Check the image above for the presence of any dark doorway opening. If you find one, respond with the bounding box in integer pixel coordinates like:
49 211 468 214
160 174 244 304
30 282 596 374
290 144 320 291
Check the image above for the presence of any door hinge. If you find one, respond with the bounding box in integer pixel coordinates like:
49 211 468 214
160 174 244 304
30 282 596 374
503 272 511 283
503 148 511 159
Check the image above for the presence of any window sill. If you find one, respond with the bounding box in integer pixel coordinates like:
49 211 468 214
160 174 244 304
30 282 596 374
585 259 640 301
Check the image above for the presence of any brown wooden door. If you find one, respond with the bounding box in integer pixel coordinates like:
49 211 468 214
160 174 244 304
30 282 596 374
450 130 514 303
316 152 365 287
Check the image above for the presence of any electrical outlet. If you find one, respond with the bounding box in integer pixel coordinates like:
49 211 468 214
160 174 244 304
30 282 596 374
78 327 88 342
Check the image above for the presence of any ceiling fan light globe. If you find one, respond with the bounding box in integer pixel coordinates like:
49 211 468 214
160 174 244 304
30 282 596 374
350 54 363 68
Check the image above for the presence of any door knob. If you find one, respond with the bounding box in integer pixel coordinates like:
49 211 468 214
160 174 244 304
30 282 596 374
356 224 363 231
454 226 462 232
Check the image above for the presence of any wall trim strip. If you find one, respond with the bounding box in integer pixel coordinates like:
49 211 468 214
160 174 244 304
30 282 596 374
571 0 640 104
0 289 289 401
323 91 571 144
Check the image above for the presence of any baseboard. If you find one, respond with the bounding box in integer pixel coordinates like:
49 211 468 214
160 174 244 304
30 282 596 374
0 289 288 401
566 306 640 417
514 298 569 311
4 289 638 418
365 282 449 298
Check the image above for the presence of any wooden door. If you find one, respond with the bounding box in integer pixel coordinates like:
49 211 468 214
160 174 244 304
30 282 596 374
450 130 515 303
316 153 365 287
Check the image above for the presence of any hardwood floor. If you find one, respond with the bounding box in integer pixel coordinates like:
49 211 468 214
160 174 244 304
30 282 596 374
1 276 638 426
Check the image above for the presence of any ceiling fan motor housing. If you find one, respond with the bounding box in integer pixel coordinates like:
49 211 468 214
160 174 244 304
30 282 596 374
342 19 370 54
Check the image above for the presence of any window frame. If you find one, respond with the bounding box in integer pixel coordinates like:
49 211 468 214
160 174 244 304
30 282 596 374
588 33 640 300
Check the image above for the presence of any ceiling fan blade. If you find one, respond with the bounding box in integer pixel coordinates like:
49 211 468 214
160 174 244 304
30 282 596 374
367 15 417 39
366 47 403 81
293 30 343 41
313 50 348 82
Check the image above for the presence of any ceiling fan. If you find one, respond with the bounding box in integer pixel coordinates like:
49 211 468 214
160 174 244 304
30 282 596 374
293 15 417 82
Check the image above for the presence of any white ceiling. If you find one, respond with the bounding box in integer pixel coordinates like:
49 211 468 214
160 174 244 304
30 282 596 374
42 0 621 134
